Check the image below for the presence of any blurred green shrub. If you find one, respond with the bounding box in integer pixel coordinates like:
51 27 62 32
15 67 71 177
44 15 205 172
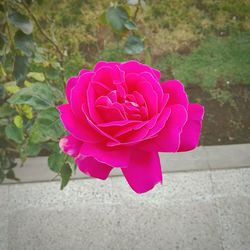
0 0 148 188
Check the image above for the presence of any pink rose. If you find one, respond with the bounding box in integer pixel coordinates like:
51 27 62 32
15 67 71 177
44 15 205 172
58 60 204 193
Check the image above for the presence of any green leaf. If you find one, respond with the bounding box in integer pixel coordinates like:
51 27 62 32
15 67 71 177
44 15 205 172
27 72 45 82
67 156 77 171
124 20 137 30
13 55 28 84
8 83 54 110
27 141 42 156
6 169 20 182
14 30 35 57
30 107 64 143
5 124 23 144
60 163 72 190
14 115 23 128
105 6 129 32
8 10 33 35
21 104 33 119
124 35 144 54
24 80 32 87
0 104 15 118
27 141 42 157
45 66 60 80
48 152 65 173
4 81 20 94
46 141 59 152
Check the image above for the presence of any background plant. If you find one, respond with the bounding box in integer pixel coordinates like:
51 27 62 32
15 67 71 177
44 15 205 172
0 0 149 187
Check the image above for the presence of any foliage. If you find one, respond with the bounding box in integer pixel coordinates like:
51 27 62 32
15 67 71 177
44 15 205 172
100 2 145 55
160 33 250 88
0 0 68 187
0 0 147 188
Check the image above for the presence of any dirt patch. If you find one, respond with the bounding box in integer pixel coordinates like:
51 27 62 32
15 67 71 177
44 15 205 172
186 84 250 145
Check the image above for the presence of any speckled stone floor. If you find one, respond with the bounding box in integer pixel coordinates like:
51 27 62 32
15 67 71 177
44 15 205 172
1 167 250 250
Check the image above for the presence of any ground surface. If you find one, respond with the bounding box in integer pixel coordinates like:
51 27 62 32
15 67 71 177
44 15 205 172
1 167 250 250
187 85 250 145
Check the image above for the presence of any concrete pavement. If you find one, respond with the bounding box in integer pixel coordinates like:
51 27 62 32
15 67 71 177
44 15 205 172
1 167 250 250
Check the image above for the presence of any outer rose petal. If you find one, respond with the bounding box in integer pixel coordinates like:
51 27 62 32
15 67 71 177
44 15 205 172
178 104 205 152
65 77 78 103
78 69 91 75
139 104 188 152
122 149 162 194
152 104 187 152
57 104 103 143
70 72 95 117
120 60 161 81
75 155 112 180
66 69 91 103
161 80 189 109
80 143 132 168
93 61 120 72
59 135 82 157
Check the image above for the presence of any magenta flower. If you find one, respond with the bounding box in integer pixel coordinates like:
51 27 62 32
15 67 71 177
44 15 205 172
58 60 204 193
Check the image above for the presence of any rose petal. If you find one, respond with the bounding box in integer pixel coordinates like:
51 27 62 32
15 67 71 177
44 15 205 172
97 120 142 140
161 80 189 108
153 104 187 152
93 66 123 89
97 104 126 122
108 126 150 146
122 149 162 194
146 104 171 138
92 81 111 96
112 65 125 84
85 114 120 143
97 119 139 127
120 60 160 81
140 104 188 152
87 81 103 123
126 73 158 117
78 69 91 76
65 76 78 103
106 113 165 146
80 143 132 168
107 90 118 102
94 61 120 72
75 155 112 180
59 134 82 157
70 72 95 117
57 104 103 143
140 72 164 108
178 104 204 152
